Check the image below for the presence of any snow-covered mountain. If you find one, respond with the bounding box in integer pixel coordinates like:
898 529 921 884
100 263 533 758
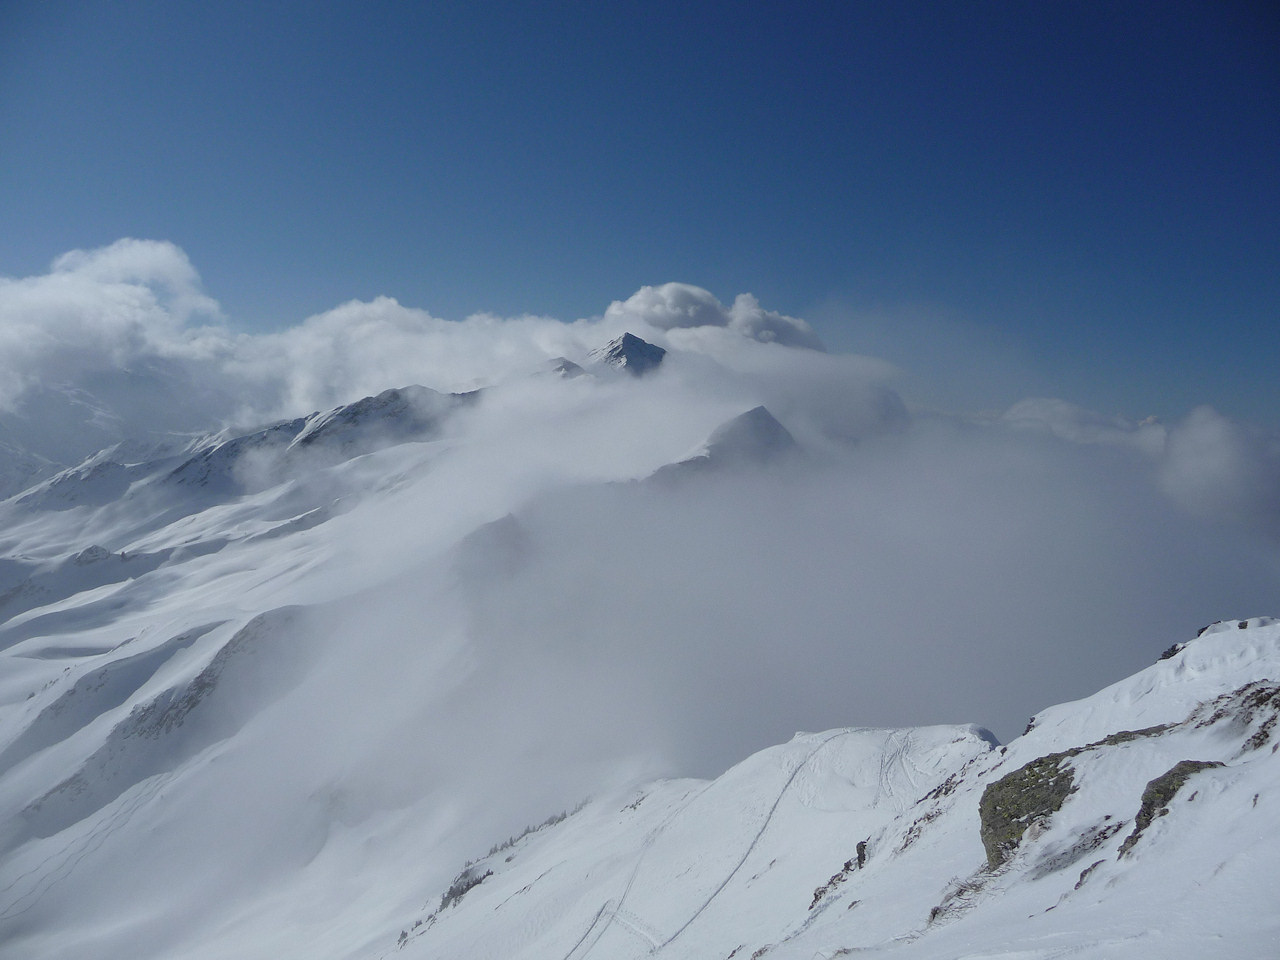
0 331 1277 960
589 332 667 376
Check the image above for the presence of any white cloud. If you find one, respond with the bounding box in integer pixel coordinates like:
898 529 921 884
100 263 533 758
0 239 228 410
221 298 606 418
49 237 222 323
604 282 825 350
1159 406 1280 535
346 394 1280 774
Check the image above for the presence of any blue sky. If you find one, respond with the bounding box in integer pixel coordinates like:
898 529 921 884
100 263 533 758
1 0 1276 422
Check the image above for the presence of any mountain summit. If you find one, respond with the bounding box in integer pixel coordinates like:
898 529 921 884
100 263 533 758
589 332 667 376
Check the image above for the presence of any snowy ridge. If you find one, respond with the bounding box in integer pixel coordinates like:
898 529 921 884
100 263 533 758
1017 617 1280 753
0 384 471 647
4 384 469 512
16 609 305 844
163 385 471 495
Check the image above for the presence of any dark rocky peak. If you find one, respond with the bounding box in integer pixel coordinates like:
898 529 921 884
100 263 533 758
589 333 666 377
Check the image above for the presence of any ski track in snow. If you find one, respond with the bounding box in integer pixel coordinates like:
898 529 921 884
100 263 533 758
561 899 615 960
560 784 714 960
876 729 918 815
564 729 856 958
658 731 855 949
0 768 174 926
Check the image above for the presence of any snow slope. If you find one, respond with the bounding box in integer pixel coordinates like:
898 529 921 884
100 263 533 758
386 620 1280 960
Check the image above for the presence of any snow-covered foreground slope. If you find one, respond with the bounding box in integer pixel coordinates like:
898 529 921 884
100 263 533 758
392 620 1280 960
0 338 1277 959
